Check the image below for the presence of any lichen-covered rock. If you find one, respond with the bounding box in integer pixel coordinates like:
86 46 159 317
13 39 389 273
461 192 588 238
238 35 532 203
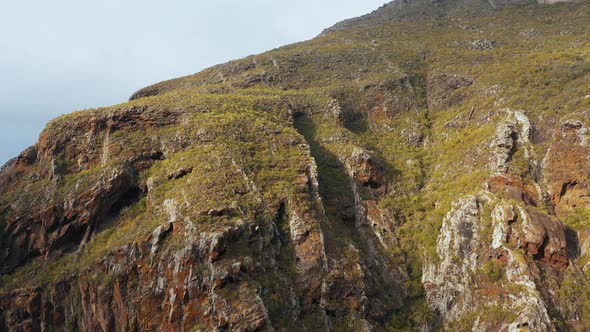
423 193 559 331
2 0 590 330
469 39 498 51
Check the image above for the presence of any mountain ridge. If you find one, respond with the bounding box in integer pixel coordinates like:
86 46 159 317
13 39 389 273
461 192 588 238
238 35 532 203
1 0 590 330
322 0 579 34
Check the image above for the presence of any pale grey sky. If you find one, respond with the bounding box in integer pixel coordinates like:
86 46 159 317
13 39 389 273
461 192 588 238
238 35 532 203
0 1 386 165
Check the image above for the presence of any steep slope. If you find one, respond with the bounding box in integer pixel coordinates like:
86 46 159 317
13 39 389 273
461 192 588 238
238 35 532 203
322 0 578 34
1 0 590 331
322 0 506 34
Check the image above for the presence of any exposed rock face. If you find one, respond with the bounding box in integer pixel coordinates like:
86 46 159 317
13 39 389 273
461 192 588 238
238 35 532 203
543 119 590 219
0 163 137 275
0 131 328 331
489 110 533 175
422 110 590 329
0 99 406 331
423 196 484 323
0 222 277 331
2 0 590 331
423 192 564 330
469 39 498 51
285 163 327 311
514 206 568 268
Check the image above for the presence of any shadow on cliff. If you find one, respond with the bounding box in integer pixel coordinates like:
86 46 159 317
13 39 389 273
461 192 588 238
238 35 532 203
292 111 407 327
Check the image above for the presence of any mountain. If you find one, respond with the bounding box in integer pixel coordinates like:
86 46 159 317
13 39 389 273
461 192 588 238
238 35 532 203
1 0 590 330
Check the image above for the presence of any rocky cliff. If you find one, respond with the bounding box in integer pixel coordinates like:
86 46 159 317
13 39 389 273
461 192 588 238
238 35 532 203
1 0 590 331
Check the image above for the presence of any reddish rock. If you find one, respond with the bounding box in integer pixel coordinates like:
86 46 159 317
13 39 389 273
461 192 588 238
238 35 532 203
508 207 569 269
544 120 590 219
489 176 538 206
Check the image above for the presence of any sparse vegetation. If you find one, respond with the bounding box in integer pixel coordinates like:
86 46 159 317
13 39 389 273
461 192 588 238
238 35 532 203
1 0 590 330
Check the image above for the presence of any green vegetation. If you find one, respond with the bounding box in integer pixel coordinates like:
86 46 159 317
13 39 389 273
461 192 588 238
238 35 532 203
480 259 505 282
1 0 590 329
559 268 590 326
564 207 590 231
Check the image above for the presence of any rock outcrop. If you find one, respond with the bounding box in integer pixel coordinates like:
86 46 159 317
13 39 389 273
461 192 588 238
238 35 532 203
2 0 590 330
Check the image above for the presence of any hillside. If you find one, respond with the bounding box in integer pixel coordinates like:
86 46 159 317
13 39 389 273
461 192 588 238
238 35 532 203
1 0 590 330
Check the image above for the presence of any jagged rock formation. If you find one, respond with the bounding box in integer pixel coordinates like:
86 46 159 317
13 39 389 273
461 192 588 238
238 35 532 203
1 0 590 331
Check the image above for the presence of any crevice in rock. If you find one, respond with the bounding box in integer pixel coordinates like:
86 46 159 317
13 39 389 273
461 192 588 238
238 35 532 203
505 131 520 163
130 150 167 173
292 111 403 327
533 233 551 261
167 167 193 180
559 181 577 200
107 186 144 219
48 223 89 255
564 226 580 259
60 185 146 255
250 203 303 330
329 92 368 134
87 185 147 242
149 151 165 161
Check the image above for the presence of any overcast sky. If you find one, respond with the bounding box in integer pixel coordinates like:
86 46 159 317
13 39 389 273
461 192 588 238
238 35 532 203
0 0 386 165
